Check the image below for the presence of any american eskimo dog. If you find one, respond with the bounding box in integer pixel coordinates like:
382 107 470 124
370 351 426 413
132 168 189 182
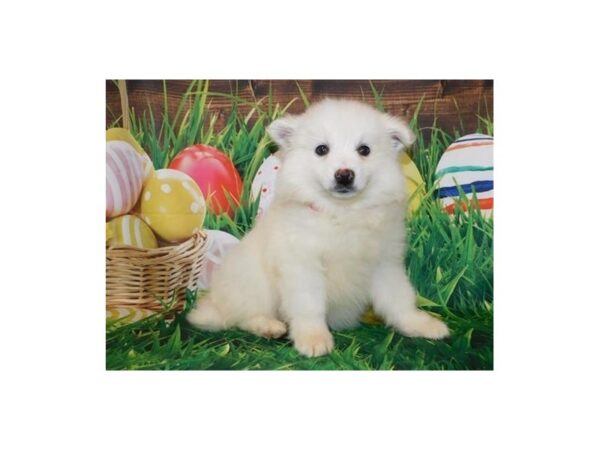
187 99 449 357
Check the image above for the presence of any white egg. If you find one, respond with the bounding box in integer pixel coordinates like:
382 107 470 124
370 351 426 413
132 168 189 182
196 229 240 290
251 154 282 217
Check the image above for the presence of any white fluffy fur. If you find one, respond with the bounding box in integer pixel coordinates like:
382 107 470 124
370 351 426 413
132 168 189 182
187 99 449 357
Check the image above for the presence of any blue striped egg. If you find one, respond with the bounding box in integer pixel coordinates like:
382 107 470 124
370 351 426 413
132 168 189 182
435 133 493 217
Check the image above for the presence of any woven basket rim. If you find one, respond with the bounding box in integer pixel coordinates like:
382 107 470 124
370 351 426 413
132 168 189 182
106 229 207 254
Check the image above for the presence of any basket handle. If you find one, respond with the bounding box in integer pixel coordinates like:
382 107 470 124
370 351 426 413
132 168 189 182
118 80 130 131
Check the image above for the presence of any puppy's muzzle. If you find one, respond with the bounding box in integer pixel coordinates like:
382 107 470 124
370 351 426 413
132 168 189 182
334 168 355 187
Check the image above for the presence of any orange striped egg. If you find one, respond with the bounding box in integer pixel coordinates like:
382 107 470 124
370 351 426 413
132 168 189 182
106 141 145 218
435 134 493 217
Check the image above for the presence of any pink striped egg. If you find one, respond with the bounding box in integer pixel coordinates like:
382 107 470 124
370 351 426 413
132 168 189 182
106 141 144 218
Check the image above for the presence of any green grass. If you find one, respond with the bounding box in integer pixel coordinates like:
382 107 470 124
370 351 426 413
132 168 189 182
106 80 493 370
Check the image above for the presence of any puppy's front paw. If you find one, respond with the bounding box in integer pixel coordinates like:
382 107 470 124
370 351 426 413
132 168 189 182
240 316 287 339
395 310 450 340
293 329 334 357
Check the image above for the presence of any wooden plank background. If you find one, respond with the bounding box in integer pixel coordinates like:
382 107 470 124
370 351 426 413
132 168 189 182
106 80 493 139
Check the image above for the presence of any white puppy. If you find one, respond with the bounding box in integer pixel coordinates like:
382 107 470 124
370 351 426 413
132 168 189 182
187 98 449 357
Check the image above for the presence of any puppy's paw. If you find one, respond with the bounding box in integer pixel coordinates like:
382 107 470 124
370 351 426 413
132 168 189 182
186 298 225 331
240 316 287 339
293 328 334 357
395 310 450 340
259 319 288 339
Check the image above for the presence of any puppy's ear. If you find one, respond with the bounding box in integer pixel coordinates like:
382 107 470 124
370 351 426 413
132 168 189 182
383 114 416 152
267 115 298 149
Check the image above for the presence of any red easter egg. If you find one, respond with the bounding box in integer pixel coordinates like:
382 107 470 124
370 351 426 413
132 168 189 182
169 144 242 217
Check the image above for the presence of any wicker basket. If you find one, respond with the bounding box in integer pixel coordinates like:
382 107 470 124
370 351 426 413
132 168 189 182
106 81 208 313
106 231 208 312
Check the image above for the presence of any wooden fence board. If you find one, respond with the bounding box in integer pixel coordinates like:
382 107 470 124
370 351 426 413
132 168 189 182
106 79 493 139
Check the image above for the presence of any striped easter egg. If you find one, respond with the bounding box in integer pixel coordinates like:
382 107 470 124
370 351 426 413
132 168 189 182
435 134 493 217
106 306 154 326
106 141 145 218
106 214 158 249
106 128 154 182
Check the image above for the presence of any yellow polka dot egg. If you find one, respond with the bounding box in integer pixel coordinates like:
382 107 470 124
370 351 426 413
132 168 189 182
140 169 206 242
106 214 158 249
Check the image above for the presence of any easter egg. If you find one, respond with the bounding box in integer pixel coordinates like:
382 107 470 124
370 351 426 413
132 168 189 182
196 229 240 290
106 306 154 326
106 214 158 249
435 134 493 217
251 154 281 218
169 144 242 217
399 152 425 215
140 169 206 242
106 141 145 218
106 128 154 182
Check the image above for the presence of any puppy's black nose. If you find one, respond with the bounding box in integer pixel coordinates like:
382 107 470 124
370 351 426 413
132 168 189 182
334 168 355 186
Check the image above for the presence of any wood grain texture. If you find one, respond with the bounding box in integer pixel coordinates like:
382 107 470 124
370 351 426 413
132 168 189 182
106 80 493 139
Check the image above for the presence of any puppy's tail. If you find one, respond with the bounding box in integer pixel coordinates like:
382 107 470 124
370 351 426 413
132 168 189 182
186 294 226 331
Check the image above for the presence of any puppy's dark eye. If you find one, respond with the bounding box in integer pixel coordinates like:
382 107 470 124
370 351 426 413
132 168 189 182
357 145 371 156
315 144 329 156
